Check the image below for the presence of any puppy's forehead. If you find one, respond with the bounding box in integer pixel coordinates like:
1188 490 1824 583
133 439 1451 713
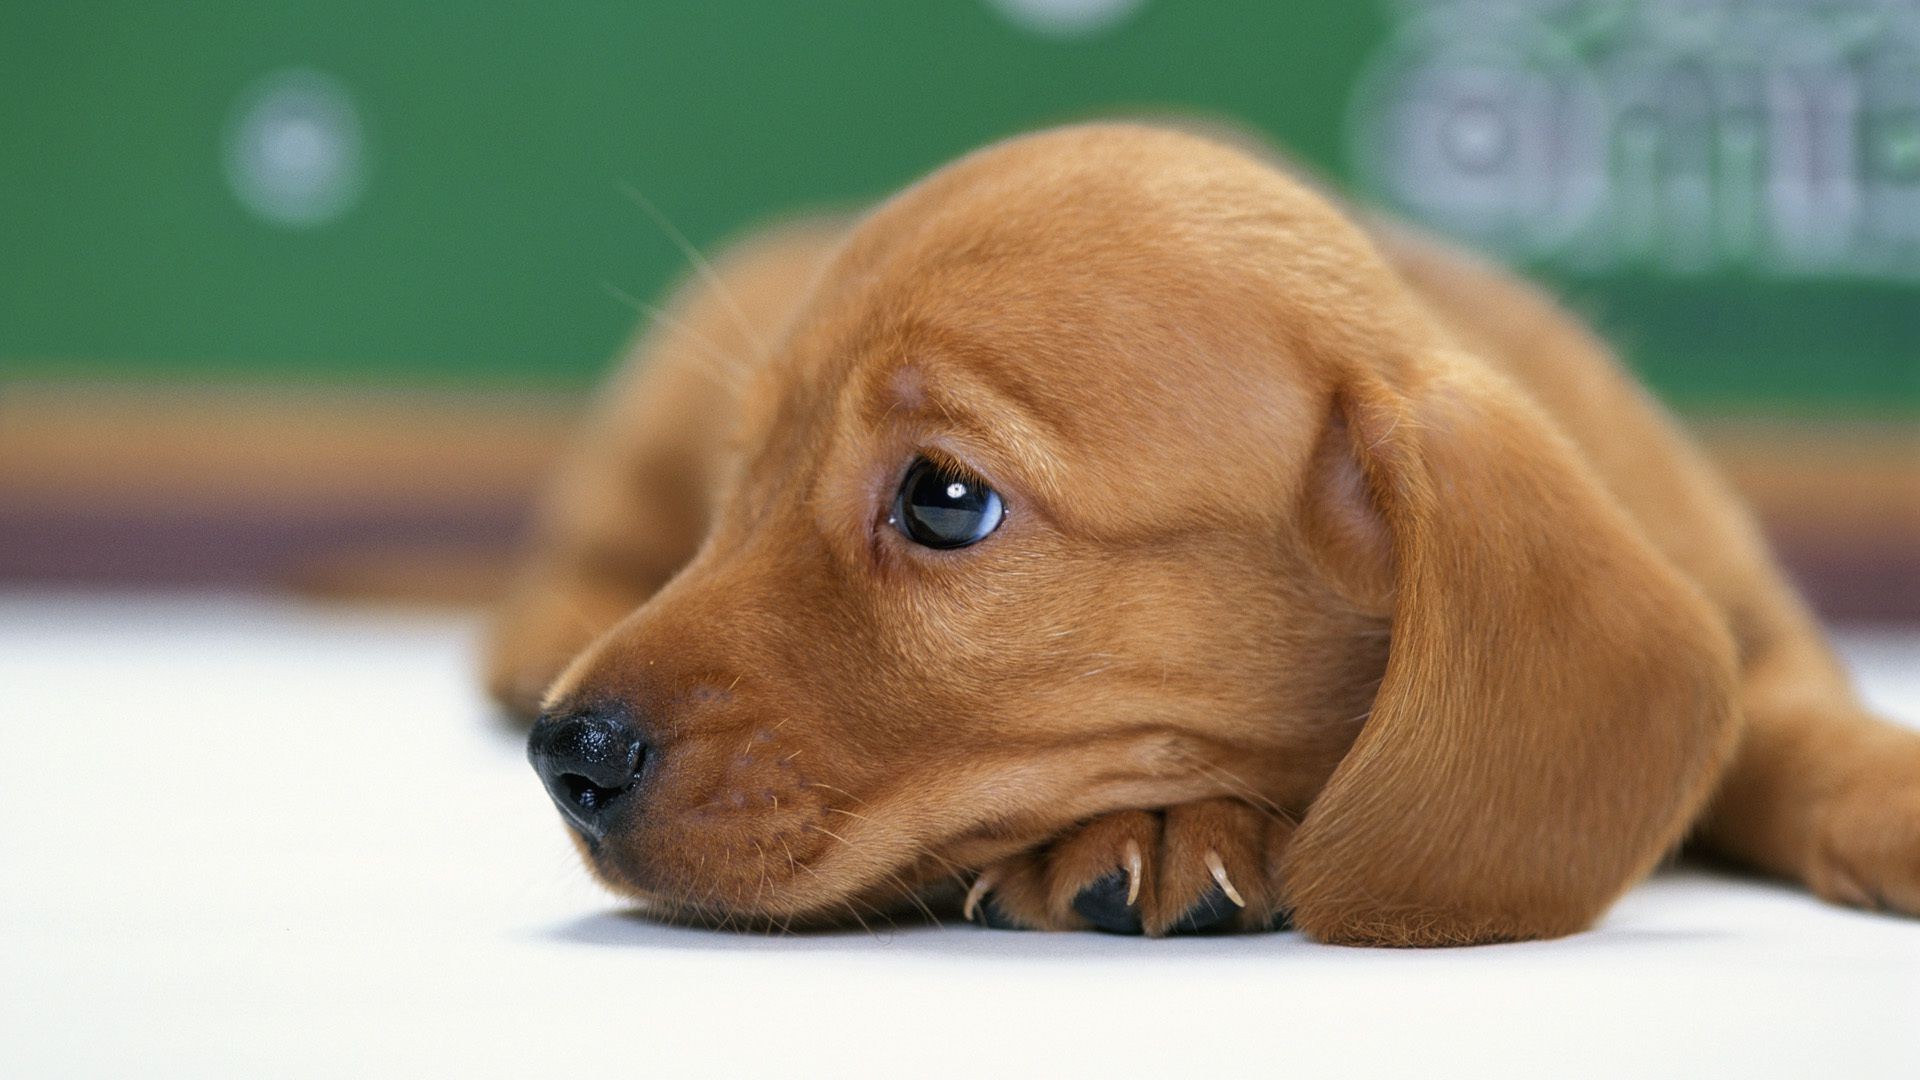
804 125 1408 380
864 126 1375 282
741 125 1422 520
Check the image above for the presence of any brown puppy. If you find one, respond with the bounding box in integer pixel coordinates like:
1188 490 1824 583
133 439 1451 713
487 123 1920 944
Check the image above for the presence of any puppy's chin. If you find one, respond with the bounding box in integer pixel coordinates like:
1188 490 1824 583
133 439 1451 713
549 713 1254 930
558 778 1093 930
555 802 926 927
570 827 961 930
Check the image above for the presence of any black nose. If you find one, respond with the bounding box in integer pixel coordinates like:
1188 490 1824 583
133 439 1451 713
527 707 648 840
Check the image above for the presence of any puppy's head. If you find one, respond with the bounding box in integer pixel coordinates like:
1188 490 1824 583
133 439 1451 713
529 124 1421 924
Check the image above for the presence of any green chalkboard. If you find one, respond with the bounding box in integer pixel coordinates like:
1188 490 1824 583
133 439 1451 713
2 1 1914 414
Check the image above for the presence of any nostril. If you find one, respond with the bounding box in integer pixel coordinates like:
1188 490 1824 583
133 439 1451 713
527 706 649 838
560 772 628 814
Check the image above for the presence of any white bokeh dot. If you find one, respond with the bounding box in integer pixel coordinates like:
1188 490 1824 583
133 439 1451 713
223 68 367 228
1440 101 1515 173
986 0 1147 38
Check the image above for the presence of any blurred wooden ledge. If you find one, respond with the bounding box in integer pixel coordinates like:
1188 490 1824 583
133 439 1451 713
0 383 577 606
2 382 1915 617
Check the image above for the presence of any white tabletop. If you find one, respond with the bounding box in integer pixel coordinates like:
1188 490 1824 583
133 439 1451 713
2 593 1916 1079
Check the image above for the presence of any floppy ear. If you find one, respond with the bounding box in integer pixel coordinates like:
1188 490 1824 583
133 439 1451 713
1281 355 1740 945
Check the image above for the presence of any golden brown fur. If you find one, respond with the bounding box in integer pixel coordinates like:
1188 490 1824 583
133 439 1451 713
486 123 1920 943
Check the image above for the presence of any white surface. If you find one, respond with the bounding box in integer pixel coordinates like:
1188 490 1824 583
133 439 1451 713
2 593 1916 1079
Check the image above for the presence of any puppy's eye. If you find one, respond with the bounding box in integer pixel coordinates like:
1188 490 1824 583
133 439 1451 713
892 457 1004 549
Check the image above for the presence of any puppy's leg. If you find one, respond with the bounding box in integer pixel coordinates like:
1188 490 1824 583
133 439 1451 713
1699 634 1920 914
968 800 1295 935
483 219 844 718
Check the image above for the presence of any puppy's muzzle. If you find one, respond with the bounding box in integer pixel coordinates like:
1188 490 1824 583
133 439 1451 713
527 706 648 841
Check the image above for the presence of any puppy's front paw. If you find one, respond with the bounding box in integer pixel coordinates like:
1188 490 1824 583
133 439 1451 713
1809 782 1920 916
967 799 1295 935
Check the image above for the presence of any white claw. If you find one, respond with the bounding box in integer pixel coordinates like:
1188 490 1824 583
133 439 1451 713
1123 839 1144 906
1204 850 1247 908
963 869 1001 923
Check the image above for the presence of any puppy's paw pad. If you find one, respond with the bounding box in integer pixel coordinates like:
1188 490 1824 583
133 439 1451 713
1169 880 1240 935
974 898 1028 931
1071 868 1144 935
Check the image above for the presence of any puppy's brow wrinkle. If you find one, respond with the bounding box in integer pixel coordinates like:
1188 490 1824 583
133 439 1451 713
863 356 1068 506
888 364 928 410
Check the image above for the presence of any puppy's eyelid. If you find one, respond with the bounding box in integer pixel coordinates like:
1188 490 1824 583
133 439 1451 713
909 446 983 486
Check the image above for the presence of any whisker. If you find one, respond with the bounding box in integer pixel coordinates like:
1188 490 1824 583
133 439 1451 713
821 807 967 883
805 781 869 806
806 822 857 850
822 806 879 825
805 821 943 930
751 839 770 913
842 900 876 940
618 183 771 359
601 282 745 393
1170 747 1301 828
878 866 941 926
853 894 900 936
